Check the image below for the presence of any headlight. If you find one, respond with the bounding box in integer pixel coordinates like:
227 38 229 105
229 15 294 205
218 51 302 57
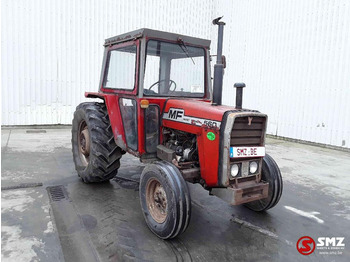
230 164 240 178
249 161 258 174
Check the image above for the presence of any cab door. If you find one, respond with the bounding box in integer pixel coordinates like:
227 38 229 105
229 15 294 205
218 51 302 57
100 40 140 154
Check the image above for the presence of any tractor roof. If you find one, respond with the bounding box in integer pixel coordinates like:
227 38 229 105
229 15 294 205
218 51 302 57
104 28 211 48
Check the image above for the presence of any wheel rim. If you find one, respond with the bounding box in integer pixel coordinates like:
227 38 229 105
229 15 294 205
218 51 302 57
146 178 167 223
78 120 90 166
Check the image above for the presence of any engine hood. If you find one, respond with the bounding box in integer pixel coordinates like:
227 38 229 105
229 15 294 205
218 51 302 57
162 99 246 129
161 99 264 187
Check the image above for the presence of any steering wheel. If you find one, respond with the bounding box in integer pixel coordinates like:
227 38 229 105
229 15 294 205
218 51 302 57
149 79 177 92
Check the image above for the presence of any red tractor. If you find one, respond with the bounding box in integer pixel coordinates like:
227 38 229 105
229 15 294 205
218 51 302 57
72 18 283 239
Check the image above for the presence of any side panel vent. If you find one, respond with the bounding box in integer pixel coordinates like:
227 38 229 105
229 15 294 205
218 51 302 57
47 185 68 202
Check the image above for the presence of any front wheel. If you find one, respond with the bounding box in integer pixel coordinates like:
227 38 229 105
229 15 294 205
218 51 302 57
245 154 283 211
139 161 191 239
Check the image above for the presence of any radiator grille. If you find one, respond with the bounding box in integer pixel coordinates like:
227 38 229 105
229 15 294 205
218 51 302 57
230 116 265 146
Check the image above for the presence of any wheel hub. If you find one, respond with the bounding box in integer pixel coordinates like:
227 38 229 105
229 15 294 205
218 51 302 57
80 128 90 156
146 178 167 223
78 121 90 166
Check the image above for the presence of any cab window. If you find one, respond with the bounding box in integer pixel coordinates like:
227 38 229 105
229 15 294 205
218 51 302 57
143 40 205 97
104 45 137 90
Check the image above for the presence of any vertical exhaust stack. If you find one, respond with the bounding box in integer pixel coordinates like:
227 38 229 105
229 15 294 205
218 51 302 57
234 82 246 109
212 17 226 106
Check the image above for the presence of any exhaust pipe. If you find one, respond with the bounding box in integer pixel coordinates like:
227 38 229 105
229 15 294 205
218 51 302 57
234 82 245 109
212 17 225 106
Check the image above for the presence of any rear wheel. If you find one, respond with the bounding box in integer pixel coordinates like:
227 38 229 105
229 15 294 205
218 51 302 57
139 161 191 239
245 154 283 211
72 102 123 183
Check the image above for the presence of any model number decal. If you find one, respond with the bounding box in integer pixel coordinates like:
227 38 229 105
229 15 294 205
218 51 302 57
204 120 218 128
163 108 221 128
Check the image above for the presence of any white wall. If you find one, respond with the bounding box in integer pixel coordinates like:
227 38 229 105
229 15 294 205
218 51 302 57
218 0 350 148
1 0 215 125
2 0 349 148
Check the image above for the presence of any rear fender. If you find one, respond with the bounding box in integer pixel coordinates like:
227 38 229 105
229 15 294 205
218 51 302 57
85 92 127 151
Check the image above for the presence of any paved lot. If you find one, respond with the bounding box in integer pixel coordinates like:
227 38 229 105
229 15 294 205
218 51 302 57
1 127 350 261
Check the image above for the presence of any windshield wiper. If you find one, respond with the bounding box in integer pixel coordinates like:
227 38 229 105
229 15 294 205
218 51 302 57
177 37 195 65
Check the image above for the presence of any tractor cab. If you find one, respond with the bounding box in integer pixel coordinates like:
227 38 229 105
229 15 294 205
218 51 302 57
86 28 212 159
101 28 211 99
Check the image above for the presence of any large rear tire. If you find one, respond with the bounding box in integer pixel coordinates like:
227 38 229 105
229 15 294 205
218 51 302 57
139 161 191 239
72 102 122 183
245 154 283 211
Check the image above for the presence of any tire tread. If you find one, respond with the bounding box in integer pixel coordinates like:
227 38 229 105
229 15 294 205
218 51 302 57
72 102 122 183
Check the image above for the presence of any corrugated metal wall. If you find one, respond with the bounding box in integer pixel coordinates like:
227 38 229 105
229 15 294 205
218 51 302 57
2 0 349 148
218 0 350 148
1 0 215 125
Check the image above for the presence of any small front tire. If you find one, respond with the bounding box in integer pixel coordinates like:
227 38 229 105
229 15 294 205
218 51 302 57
245 154 283 211
139 161 191 239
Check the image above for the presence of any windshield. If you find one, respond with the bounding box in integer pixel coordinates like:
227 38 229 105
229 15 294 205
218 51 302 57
143 40 205 97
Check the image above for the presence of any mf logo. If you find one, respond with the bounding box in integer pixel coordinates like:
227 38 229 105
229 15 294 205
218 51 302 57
248 117 253 126
168 109 184 120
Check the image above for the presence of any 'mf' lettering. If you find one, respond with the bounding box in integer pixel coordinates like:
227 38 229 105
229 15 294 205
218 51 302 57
168 109 177 119
168 109 184 119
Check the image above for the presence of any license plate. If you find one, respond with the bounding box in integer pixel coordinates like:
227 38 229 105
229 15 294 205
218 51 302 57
230 146 265 158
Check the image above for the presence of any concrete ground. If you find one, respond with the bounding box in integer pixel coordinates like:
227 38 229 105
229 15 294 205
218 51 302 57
1 127 350 262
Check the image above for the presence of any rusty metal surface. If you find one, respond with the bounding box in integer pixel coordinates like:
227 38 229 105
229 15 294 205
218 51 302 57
145 178 168 224
181 168 201 182
157 145 175 162
78 120 90 166
211 181 269 206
